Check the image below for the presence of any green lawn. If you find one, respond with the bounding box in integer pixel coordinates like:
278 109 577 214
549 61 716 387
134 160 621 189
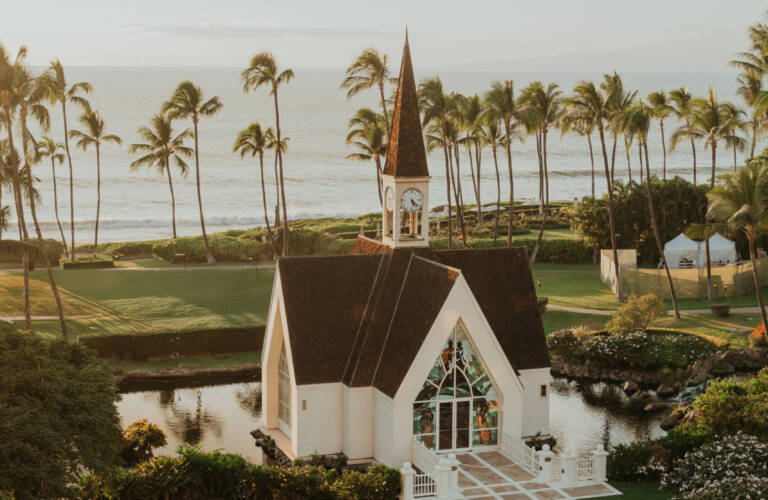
0 267 274 338
608 481 670 499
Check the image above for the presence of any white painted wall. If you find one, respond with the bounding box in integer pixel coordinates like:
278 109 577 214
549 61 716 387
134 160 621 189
342 386 374 459
295 383 343 457
373 388 395 464
517 367 551 437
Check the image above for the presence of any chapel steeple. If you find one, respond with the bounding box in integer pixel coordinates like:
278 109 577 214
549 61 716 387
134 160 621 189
381 30 431 248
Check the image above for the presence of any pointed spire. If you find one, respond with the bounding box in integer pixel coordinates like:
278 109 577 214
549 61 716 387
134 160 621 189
382 30 429 178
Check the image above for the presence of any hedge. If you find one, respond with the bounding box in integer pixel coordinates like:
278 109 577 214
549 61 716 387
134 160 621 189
79 326 265 361
589 328 730 349
0 238 65 265
60 256 115 270
429 237 592 263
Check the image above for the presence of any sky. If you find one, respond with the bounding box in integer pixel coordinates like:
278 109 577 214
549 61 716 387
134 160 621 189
2 0 767 72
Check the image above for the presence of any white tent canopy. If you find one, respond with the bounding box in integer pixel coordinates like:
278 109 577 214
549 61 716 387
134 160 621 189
662 232 738 268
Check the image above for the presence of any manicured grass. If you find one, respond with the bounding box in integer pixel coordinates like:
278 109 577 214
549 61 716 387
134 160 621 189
0 267 274 338
108 350 262 372
608 481 670 499
533 263 619 310
540 310 605 334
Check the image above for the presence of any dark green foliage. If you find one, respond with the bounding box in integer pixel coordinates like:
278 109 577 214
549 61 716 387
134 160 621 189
430 237 593 263
691 367 768 441
0 238 65 265
120 419 168 466
607 442 654 481
60 255 115 269
547 329 718 370
79 325 265 360
77 446 401 500
0 322 122 499
606 295 666 334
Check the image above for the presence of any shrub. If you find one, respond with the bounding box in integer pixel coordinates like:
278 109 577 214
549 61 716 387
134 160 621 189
331 464 400 500
749 322 768 347
120 420 167 466
661 433 768 498
607 442 654 481
0 238 65 265
178 446 248 499
60 255 114 269
606 294 666 334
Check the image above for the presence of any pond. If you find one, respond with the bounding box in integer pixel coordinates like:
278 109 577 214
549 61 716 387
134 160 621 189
116 375 666 462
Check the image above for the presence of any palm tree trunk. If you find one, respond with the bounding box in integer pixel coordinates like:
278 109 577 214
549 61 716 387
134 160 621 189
644 143 680 318
378 81 390 136
273 148 281 230
51 157 68 257
164 157 177 239
610 134 617 186
492 145 501 246
504 122 514 246
274 91 289 257
543 128 550 209
474 143 482 225
441 141 453 248
751 115 758 158
688 118 697 185
62 101 76 259
598 122 623 300
452 142 468 246
531 129 550 264
660 120 667 180
624 133 632 183
733 147 737 172
374 156 383 207
258 152 275 259
536 132 544 216
94 144 101 250
467 144 479 225
192 119 214 263
705 143 717 301
587 134 595 198
748 235 768 333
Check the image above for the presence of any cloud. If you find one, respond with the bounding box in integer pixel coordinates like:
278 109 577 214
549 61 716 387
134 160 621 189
132 23 393 39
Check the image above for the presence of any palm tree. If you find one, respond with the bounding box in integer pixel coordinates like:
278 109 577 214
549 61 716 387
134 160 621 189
266 131 288 231
36 137 67 254
420 76 460 247
234 122 276 256
129 113 192 240
561 103 597 197
670 87 698 184
567 80 623 299
459 94 484 226
242 52 293 256
485 80 521 246
69 107 121 249
722 102 748 171
618 101 681 317
40 59 91 258
163 81 222 263
708 162 768 333
736 71 763 158
647 91 673 180
477 117 503 244
345 108 387 205
341 48 393 134
672 88 747 299
603 73 635 184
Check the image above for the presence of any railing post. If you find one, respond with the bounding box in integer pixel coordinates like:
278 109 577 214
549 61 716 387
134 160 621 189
401 462 415 500
447 453 460 493
536 444 556 482
560 448 577 486
434 457 452 500
592 444 609 482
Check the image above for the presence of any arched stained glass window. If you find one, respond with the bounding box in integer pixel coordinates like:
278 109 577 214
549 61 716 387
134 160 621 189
413 322 499 451
278 345 291 431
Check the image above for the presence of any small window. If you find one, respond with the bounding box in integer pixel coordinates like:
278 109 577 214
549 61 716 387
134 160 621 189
540 385 547 397
278 346 291 427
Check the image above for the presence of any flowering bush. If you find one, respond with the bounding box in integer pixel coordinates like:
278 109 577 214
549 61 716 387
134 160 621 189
749 322 768 347
547 329 718 370
661 433 768 499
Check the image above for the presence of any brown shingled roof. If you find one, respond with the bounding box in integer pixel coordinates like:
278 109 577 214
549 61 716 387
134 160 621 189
382 33 430 178
276 236 550 396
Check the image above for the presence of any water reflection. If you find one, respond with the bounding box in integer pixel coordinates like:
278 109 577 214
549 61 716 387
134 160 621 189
549 376 666 453
117 376 666 462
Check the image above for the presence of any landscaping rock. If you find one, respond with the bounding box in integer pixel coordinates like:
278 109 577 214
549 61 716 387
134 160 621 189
710 357 735 375
660 411 681 430
656 384 677 398
622 380 640 393
644 402 671 412
730 328 750 335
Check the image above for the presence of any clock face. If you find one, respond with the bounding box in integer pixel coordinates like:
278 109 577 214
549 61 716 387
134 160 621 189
385 187 394 211
401 189 423 212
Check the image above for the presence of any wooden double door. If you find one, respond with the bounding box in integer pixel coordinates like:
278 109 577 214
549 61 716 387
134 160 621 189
438 399 471 451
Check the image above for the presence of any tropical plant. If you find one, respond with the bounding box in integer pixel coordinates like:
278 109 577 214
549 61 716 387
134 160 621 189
40 59 91 258
36 136 67 253
477 116 504 243
69 107 122 249
647 90 673 180
708 162 768 333
567 79 624 299
603 73 635 183
722 102 748 170
129 113 192 239
561 102 597 197
163 81 222 263
242 52 293 256
345 108 387 206
120 419 168 466
341 48 394 134
234 122 276 256
459 94 484 225
736 70 764 158
266 130 288 231
606 294 667 333
669 87 698 184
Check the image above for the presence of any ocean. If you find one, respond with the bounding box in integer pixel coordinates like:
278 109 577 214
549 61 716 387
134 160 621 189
3 67 745 243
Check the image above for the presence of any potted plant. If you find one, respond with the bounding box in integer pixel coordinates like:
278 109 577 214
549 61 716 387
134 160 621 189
709 283 730 317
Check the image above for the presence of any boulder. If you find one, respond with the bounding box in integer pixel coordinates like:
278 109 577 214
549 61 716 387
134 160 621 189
622 380 640 393
660 412 681 430
644 402 671 412
656 384 677 398
710 357 735 375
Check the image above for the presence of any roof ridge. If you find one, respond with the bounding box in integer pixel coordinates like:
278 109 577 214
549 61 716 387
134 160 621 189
412 254 462 276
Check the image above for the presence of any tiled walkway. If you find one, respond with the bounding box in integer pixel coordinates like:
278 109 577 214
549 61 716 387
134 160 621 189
453 451 620 499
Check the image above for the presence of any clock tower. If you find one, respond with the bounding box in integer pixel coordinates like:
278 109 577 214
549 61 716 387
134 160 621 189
381 32 430 248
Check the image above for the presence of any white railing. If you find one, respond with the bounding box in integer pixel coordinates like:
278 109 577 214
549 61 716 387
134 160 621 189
576 456 594 481
500 433 539 474
551 455 562 481
412 437 440 473
413 473 436 497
